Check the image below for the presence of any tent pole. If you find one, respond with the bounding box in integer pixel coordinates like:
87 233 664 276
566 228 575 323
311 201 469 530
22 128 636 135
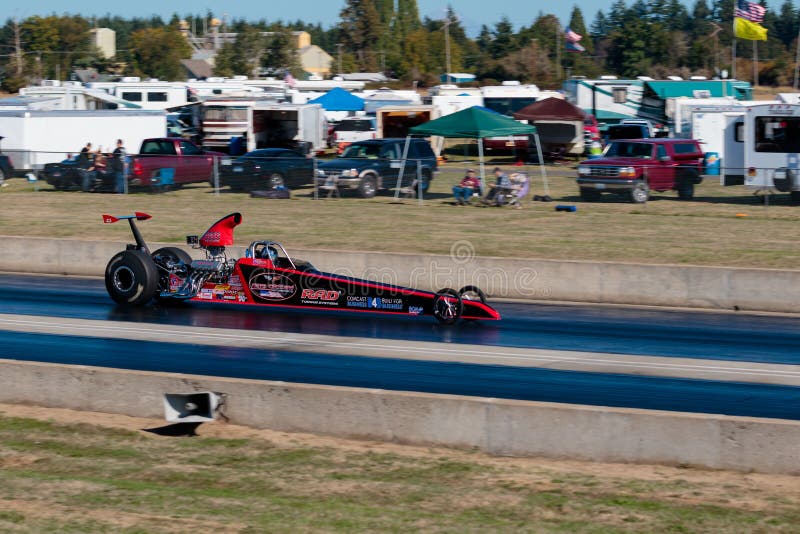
478 139 486 195
534 132 549 196
395 136 412 200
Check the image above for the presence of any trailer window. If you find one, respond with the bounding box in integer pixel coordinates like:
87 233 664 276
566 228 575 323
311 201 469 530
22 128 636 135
612 88 627 104
121 92 142 102
735 122 744 142
147 92 168 102
204 106 249 121
755 116 800 152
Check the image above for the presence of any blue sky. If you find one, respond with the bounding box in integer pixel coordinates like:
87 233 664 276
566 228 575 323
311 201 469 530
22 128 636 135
9 1 697 37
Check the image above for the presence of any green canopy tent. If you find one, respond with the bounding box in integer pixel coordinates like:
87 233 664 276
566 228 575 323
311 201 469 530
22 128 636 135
402 105 548 200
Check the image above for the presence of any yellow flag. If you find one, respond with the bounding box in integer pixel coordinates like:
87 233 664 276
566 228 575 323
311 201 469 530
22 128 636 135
735 17 767 41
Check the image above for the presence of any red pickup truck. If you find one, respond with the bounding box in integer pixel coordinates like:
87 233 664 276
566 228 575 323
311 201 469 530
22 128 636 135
129 138 225 187
576 139 704 203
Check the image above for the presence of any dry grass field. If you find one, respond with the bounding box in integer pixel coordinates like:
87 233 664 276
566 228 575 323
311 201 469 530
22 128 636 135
1 160 800 269
1 403 799 533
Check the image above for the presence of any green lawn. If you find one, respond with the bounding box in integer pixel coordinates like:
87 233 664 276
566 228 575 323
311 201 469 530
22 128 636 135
2 160 800 269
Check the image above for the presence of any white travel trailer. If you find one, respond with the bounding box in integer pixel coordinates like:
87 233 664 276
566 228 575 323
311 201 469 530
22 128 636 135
0 109 166 171
201 96 280 151
722 103 800 200
247 103 327 153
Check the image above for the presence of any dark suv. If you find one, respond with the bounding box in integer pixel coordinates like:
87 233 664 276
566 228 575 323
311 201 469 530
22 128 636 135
315 138 437 198
576 139 704 203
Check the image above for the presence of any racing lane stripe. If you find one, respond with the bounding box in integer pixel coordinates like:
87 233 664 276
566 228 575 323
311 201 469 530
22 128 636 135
1 313 800 386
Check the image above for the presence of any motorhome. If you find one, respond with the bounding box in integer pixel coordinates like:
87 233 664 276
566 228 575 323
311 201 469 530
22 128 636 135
19 82 141 110
85 80 190 110
564 76 752 129
480 81 540 153
722 103 800 201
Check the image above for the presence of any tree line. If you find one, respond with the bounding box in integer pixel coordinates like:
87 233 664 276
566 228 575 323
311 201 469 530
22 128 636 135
1 1 799 93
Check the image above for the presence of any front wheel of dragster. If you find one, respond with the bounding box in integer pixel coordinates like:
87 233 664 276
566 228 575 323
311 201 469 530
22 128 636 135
151 246 193 299
105 250 159 306
433 288 463 325
459 285 487 304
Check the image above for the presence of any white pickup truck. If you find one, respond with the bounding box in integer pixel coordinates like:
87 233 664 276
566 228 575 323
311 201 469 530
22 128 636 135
331 117 377 153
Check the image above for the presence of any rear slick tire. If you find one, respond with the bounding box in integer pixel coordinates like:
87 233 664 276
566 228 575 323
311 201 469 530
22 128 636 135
105 250 159 306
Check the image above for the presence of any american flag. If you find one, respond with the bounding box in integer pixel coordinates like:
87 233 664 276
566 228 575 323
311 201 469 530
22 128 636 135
564 28 582 43
735 0 766 23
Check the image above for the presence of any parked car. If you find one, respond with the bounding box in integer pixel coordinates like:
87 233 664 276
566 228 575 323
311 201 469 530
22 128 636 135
315 138 438 198
128 138 225 188
44 154 119 192
576 139 704 203
217 148 314 192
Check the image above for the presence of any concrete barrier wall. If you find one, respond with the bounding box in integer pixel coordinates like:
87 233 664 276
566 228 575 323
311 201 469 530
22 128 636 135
3 235 800 312
1 359 798 474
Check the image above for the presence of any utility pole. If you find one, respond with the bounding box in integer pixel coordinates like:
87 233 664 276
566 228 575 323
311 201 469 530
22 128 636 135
443 18 452 82
13 18 23 76
336 43 343 75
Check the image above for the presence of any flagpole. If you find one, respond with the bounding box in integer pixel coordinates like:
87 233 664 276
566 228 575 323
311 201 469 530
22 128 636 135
794 21 800 89
556 25 561 84
732 17 737 80
753 40 758 87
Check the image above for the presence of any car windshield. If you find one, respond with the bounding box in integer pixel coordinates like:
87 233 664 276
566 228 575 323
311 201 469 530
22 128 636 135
340 144 381 158
603 142 653 159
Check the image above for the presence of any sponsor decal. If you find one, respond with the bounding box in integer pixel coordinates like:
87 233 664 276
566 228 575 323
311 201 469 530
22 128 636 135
346 295 368 308
228 274 242 289
368 297 404 311
237 293 247 302
169 273 183 292
248 270 296 301
300 289 341 306
198 289 213 300
408 306 424 316
215 284 231 291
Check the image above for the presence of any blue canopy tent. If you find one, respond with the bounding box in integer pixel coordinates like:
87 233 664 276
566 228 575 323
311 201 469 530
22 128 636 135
307 87 364 112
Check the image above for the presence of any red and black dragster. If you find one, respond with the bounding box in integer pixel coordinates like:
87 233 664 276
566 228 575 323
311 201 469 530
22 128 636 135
102 212 500 324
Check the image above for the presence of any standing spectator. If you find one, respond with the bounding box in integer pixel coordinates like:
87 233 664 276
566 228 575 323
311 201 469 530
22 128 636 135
111 139 127 194
452 168 480 205
77 142 95 192
481 167 513 206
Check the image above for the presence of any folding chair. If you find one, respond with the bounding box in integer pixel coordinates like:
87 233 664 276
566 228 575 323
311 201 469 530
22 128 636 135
317 175 340 198
506 173 530 209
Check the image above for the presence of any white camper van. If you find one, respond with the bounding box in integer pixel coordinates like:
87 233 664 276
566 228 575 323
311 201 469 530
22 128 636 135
722 103 800 200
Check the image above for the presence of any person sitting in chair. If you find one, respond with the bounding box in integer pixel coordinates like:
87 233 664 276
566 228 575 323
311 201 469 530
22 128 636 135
481 167 513 206
452 169 481 205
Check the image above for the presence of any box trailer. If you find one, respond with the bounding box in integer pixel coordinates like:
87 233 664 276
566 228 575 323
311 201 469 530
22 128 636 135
0 109 166 171
248 103 326 153
721 103 800 200
375 105 439 139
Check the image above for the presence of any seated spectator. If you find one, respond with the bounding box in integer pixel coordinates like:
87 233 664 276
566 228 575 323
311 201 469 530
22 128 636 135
480 167 513 206
452 169 480 205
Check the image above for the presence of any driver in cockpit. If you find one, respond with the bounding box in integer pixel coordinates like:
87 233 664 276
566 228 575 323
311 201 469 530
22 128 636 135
258 245 278 262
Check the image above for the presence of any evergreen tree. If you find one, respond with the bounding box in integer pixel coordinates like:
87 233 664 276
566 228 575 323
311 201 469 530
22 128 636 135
338 0 383 71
